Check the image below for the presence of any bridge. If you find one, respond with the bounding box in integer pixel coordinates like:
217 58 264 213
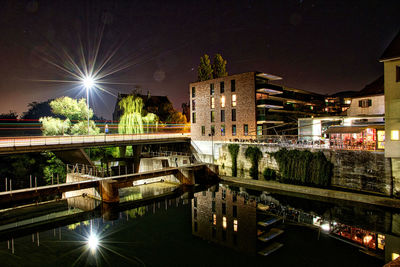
0 163 217 205
0 133 190 154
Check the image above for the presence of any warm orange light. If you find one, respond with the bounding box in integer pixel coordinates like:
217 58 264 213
222 216 227 229
213 214 217 225
363 235 373 244
221 96 225 107
233 219 238 232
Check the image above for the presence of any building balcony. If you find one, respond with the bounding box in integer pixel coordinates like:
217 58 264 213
256 99 284 109
255 83 283 95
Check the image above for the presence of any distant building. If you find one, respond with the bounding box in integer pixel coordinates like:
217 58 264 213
189 71 325 144
380 31 400 196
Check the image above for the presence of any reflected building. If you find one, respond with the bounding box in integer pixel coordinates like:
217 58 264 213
191 185 258 254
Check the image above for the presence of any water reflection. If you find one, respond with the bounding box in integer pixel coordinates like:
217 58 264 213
191 183 400 263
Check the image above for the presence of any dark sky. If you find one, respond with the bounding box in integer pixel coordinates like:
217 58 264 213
0 0 399 120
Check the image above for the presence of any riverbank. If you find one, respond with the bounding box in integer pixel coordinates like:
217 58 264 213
221 176 400 209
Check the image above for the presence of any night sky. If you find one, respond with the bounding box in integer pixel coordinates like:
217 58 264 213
0 0 399 120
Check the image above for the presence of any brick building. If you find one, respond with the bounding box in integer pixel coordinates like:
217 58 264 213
189 71 325 143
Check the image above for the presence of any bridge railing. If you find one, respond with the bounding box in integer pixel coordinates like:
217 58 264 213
0 133 190 148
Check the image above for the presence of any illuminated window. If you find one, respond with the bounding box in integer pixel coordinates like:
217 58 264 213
210 84 214 95
210 97 215 109
232 125 236 136
378 234 385 250
213 213 217 225
221 110 225 122
221 95 226 107
220 81 225 93
392 130 400 141
378 130 385 149
233 219 238 232
222 216 227 229
221 124 225 136
201 126 205 136
344 99 351 104
192 87 195 98
393 253 400 261
211 111 215 123
232 94 237 107
192 112 196 123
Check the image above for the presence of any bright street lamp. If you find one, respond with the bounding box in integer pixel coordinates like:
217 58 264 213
82 75 95 135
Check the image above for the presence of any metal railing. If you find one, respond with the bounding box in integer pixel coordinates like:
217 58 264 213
0 132 191 148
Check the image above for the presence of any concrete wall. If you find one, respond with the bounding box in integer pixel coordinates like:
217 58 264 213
214 143 393 195
190 72 257 141
64 173 100 199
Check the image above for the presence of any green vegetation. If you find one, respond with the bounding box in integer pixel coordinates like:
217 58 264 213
263 168 277 180
0 152 66 189
212 54 228 78
245 146 263 180
39 97 99 135
228 144 240 177
197 54 213 81
118 95 158 135
271 148 332 187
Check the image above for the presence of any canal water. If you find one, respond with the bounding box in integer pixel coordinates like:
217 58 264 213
0 182 398 266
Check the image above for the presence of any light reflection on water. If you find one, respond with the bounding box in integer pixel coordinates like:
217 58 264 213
0 182 396 266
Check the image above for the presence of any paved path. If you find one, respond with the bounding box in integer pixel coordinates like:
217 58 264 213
221 176 400 209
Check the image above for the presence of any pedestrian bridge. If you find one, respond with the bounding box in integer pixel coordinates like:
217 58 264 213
0 133 190 154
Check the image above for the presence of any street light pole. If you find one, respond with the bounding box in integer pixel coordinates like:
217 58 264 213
86 86 90 135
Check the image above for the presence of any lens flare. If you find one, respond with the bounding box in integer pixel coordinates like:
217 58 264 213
87 232 99 252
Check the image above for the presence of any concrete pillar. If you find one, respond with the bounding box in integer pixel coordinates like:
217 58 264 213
99 180 120 203
119 146 127 158
132 145 143 173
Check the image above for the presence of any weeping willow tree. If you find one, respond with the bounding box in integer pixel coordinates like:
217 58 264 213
118 95 159 134
228 144 240 177
245 146 263 180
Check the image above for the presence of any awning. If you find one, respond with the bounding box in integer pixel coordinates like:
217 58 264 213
325 126 367 134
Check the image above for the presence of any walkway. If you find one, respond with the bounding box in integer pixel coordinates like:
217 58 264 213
221 176 400 209
0 133 190 154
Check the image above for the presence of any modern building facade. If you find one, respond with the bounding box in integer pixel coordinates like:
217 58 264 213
189 71 325 143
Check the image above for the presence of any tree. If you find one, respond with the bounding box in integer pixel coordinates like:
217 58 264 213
212 54 228 78
22 100 53 120
39 97 99 135
228 144 240 177
197 54 213 81
245 146 263 180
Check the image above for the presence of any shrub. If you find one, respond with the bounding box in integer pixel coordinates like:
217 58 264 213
263 168 276 180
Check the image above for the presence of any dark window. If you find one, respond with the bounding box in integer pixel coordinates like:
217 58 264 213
222 230 227 241
194 222 198 232
220 81 225 93
192 99 196 111
192 112 196 123
211 125 215 135
359 99 372 108
233 206 237 217
397 66 400 82
222 203 226 214
211 111 215 122
212 227 216 238
210 83 214 95
233 234 237 245
194 209 197 219
221 110 225 122
212 192 216 198
202 191 206 196
212 201 216 212
222 189 226 200
194 197 197 207
232 193 237 202
192 87 196 97
244 124 248 136
201 126 205 136
232 125 236 136
232 109 236 121
221 125 225 136
231 80 236 92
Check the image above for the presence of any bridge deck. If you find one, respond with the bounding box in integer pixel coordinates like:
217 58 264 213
0 133 190 154
0 164 206 204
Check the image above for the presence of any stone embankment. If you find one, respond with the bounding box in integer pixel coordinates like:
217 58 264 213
221 176 400 209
